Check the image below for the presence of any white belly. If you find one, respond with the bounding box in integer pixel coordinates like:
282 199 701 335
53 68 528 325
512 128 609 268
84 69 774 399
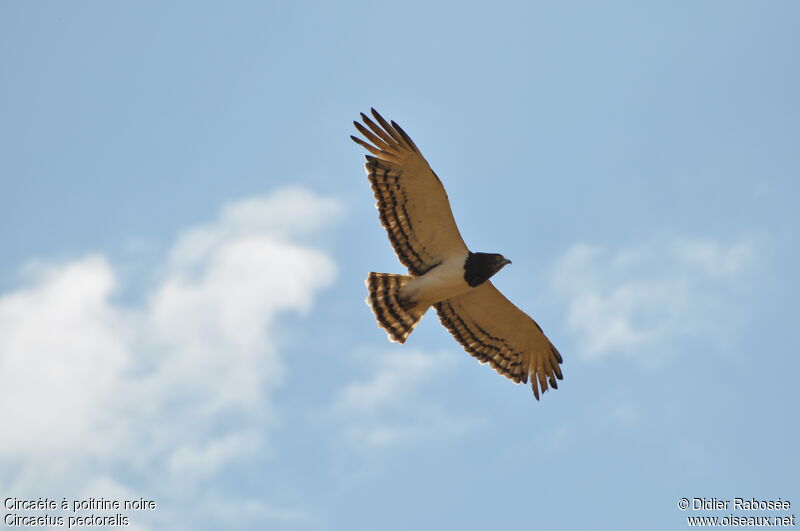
400 255 472 306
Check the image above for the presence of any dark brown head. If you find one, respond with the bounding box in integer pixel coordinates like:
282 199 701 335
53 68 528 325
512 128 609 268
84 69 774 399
464 252 512 287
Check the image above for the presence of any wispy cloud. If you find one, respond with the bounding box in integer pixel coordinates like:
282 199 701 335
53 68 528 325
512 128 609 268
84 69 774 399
550 237 756 361
0 187 340 529
329 349 478 449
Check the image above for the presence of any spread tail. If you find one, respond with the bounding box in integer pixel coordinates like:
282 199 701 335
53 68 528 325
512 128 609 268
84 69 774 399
366 272 427 343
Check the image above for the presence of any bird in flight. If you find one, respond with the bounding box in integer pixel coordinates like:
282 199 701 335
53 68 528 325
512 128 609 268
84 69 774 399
351 109 563 400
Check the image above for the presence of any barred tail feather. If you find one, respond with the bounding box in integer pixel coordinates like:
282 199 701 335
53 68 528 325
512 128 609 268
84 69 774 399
366 272 427 343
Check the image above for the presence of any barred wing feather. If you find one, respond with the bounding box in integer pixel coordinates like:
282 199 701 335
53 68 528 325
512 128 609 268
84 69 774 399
351 109 468 275
435 282 563 400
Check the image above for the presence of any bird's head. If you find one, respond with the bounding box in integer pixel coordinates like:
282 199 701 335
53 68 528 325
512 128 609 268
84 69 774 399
464 252 512 287
488 253 512 272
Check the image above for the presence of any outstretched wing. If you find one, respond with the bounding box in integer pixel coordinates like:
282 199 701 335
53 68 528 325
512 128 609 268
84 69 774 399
351 109 468 276
435 282 564 400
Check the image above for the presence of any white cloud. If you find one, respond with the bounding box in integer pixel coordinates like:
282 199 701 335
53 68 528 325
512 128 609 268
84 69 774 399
167 187 342 271
204 497 317 530
329 350 477 449
672 239 753 277
0 187 340 529
166 430 262 478
551 237 755 361
0 255 128 459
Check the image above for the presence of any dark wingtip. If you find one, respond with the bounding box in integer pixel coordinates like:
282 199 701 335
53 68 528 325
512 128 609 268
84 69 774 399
551 345 564 364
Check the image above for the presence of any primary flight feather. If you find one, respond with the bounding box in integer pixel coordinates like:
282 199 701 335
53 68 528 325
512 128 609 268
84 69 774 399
352 109 563 400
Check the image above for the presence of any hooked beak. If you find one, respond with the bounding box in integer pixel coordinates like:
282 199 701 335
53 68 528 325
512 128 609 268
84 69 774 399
502 258 512 266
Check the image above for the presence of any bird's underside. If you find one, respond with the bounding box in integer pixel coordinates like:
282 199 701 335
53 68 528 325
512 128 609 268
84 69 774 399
352 108 563 400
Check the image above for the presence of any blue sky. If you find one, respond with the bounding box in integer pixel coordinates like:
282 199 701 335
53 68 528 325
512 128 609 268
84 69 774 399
1 1 798 529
